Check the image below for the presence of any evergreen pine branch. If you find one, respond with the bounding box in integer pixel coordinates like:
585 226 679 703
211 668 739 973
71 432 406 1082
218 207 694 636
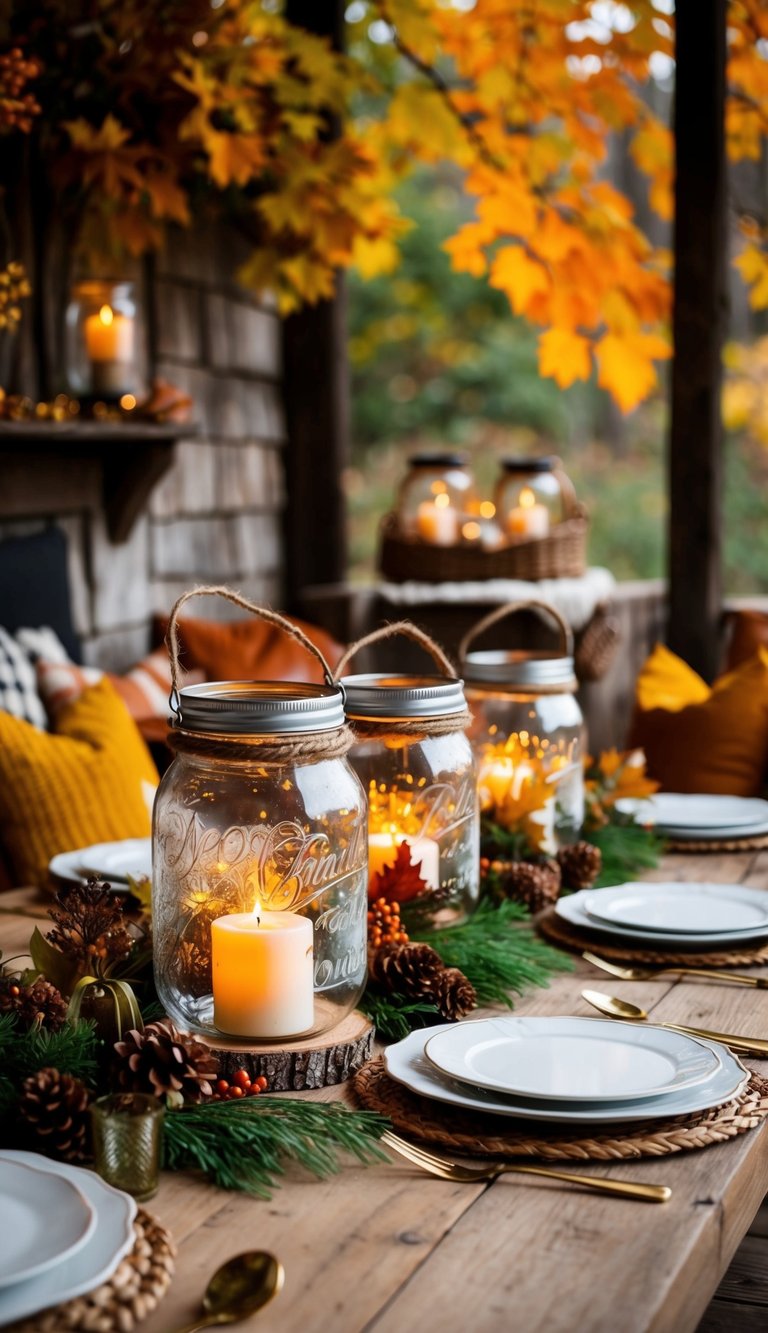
588 821 663 888
163 1098 389 1198
0 1015 100 1113
359 990 440 1041
414 899 573 1008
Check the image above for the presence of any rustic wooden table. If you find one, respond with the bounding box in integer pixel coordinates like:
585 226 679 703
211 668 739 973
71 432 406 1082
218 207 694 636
3 847 768 1333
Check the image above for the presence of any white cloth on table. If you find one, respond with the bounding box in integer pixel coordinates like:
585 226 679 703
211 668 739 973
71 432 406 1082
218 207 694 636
375 567 616 631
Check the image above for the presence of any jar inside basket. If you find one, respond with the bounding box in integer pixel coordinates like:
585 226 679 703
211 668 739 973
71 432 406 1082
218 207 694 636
460 601 586 855
152 588 368 1044
396 451 476 546
337 621 480 929
494 456 575 543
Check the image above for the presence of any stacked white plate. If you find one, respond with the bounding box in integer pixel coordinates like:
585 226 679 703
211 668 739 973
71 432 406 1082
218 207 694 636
556 880 768 951
0 1152 136 1327
616 793 768 842
384 1015 749 1128
49 838 152 890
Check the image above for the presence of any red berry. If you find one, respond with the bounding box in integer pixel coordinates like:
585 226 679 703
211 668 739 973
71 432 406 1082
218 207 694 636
233 1069 251 1090
255 1076 268 1091
216 1079 229 1094
229 1086 244 1098
248 1083 262 1095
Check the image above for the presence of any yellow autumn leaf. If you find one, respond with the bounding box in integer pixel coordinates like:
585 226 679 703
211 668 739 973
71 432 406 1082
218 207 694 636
538 328 592 388
64 114 131 152
387 84 469 162
205 130 266 188
595 331 672 413
734 245 768 310
351 234 402 279
489 246 550 315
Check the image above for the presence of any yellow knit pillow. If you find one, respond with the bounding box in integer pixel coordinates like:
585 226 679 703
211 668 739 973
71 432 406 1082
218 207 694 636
0 678 158 887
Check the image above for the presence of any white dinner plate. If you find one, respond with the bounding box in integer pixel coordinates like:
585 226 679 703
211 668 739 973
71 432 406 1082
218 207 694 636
615 793 768 831
556 890 768 950
0 1152 136 1327
384 1025 749 1126
658 820 768 842
423 1015 721 1103
0 1159 95 1289
583 882 768 936
49 838 152 889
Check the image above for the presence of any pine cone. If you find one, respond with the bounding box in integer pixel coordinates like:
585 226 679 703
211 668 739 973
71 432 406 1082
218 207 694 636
432 967 477 1021
18 1067 91 1163
0 977 68 1031
557 841 603 891
48 879 133 968
369 941 443 999
114 1020 219 1106
499 859 562 914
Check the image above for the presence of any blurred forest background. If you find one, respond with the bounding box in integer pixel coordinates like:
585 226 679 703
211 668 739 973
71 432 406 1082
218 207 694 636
345 83 768 590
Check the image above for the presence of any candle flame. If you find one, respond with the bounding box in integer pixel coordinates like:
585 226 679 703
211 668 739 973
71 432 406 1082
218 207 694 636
520 487 536 509
99 304 114 327
251 898 262 926
434 491 450 509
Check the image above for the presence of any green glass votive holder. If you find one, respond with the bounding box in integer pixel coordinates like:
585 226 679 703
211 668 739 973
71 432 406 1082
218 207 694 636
91 1093 165 1201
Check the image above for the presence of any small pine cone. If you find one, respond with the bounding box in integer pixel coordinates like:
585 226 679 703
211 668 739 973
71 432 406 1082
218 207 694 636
502 859 562 914
114 1020 219 1106
0 977 68 1031
432 967 477 1021
557 841 603 891
369 941 443 999
18 1067 91 1163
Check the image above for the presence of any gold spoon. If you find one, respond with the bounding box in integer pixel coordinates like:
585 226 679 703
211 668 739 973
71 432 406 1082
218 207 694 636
582 950 768 989
582 989 768 1055
171 1251 284 1333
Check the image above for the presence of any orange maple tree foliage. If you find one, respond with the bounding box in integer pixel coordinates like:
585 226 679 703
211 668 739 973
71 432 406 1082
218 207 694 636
2 1 768 409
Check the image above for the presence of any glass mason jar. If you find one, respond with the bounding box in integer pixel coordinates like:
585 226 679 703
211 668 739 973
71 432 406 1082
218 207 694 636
65 279 141 402
341 672 480 928
397 451 476 546
494 456 573 542
152 681 368 1043
460 602 585 852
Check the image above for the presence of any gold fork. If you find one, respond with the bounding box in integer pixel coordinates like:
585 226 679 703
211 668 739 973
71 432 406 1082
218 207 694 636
381 1131 671 1203
583 950 768 989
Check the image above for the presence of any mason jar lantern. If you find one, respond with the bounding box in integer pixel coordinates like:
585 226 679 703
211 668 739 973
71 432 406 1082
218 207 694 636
397 452 476 546
152 592 368 1044
460 601 586 851
494 457 575 542
65 279 141 402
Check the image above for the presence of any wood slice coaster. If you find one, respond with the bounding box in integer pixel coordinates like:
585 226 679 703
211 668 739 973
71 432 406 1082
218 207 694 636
8 1207 175 1333
354 1059 768 1163
666 833 768 853
536 907 768 967
198 1009 374 1090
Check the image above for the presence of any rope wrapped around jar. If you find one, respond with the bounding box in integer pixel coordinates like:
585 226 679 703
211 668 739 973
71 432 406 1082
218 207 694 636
164 585 355 763
335 620 472 739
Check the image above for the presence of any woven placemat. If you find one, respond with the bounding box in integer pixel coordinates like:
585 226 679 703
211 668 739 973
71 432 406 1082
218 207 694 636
9 1207 175 1333
537 906 768 967
666 833 768 853
355 1059 768 1161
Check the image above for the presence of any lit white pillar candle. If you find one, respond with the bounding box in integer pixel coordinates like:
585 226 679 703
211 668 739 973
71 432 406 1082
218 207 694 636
507 487 550 540
211 906 314 1039
83 303 136 397
368 831 440 891
416 493 460 545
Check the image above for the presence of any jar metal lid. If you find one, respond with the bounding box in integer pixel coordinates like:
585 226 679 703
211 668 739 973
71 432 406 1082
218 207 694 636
407 451 469 469
173 680 346 735
500 456 558 474
461 650 577 692
340 673 468 721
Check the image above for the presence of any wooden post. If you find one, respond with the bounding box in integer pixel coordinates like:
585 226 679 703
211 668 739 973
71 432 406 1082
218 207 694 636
282 0 348 604
667 0 727 680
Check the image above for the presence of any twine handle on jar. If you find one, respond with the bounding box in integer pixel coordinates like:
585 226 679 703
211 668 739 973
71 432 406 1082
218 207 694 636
334 620 457 681
165 585 336 720
458 599 573 662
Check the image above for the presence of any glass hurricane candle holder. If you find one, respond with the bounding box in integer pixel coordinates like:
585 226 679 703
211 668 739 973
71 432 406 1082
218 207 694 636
397 451 476 546
460 601 585 852
91 1094 165 1202
338 624 479 929
494 457 575 542
65 279 141 402
152 593 368 1044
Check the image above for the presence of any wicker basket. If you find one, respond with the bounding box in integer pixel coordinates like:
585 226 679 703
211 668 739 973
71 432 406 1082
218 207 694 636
378 490 588 584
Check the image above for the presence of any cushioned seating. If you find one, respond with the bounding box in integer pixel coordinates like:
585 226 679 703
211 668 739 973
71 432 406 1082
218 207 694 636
152 612 344 685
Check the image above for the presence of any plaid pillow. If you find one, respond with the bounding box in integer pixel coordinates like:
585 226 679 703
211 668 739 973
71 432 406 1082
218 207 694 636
0 627 50 729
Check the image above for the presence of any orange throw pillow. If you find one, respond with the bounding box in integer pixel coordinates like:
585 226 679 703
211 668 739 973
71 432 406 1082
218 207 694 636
153 613 344 685
0 678 158 887
628 644 768 795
